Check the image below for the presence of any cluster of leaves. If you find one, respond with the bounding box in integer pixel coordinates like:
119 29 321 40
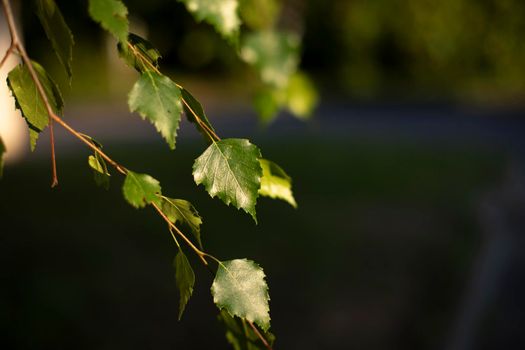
0 0 308 348
178 0 318 124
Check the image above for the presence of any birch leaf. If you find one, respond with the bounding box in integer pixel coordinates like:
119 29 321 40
193 139 262 222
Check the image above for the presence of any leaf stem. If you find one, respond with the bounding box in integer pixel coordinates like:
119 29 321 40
2 0 58 186
151 201 208 266
247 320 273 350
0 41 14 69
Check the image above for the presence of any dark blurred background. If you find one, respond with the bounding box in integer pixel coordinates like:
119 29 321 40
1 0 525 349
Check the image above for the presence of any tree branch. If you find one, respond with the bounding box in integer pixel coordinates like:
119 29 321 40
2 0 58 186
248 320 273 350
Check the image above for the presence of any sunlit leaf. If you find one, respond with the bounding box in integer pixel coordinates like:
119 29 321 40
219 310 276 350
212 259 271 331
88 0 129 43
118 33 161 73
240 30 300 88
178 0 241 42
181 87 216 142
259 159 296 208
193 139 262 222
128 71 183 150
122 170 162 208
161 197 203 249
35 0 74 80
174 249 195 320
6 61 63 151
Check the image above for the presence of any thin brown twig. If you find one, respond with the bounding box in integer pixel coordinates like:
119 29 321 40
151 201 208 266
247 320 273 350
2 0 203 263
0 42 14 69
2 0 58 186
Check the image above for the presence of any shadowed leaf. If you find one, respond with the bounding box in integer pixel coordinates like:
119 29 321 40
35 0 74 80
161 197 203 249
174 250 195 320
219 310 276 350
118 33 161 73
181 88 216 142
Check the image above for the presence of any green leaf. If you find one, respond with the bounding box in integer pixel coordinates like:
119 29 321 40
239 0 280 31
118 33 161 73
240 30 300 88
253 72 318 123
161 197 203 249
35 0 74 80
193 139 262 222
122 170 162 208
7 61 64 151
253 89 281 125
219 310 276 350
258 159 297 208
0 136 5 178
174 249 195 320
128 71 183 150
88 0 129 43
211 259 271 331
178 0 241 42
88 154 110 190
285 72 318 119
180 87 216 142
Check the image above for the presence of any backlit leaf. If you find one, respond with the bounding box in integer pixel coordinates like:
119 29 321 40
88 0 129 43
128 71 183 150
118 33 161 73
7 61 63 151
193 139 262 222
285 72 318 119
161 197 203 248
122 170 162 208
240 30 300 88
259 159 296 208
88 154 110 190
219 310 276 350
178 0 240 42
35 0 74 80
211 259 270 331
181 87 216 142
174 249 195 320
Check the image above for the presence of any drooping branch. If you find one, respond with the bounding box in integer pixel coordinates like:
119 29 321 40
126 42 221 143
0 0 201 261
1 2 275 349
1 0 58 186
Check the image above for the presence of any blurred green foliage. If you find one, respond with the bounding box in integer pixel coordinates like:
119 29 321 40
22 0 525 103
304 0 525 100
